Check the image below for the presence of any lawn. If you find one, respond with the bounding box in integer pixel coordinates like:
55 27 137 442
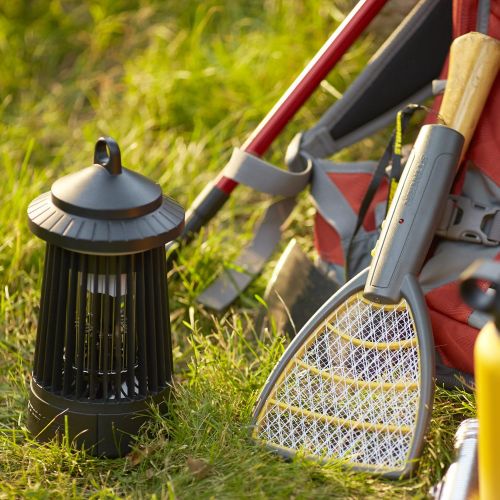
0 0 475 498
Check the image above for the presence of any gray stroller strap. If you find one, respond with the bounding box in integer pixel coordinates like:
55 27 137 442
197 148 310 310
197 197 296 311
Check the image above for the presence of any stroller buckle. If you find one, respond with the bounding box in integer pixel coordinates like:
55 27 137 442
437 195 500 246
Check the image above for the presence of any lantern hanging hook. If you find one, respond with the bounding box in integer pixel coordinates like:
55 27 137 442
94 137 122 175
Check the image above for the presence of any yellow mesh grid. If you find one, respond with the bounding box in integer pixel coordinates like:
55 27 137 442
254 292 420 473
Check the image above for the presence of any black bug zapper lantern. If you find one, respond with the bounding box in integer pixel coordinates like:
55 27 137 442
27 137 184 457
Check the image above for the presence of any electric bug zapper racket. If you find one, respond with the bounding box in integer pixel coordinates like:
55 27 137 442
252 31 500 478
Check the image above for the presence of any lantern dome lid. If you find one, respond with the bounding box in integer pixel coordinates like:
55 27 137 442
27 137 185 254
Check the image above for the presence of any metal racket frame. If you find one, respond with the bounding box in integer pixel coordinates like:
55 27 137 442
252 268 434 479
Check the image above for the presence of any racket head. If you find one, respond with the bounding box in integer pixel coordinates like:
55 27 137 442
252 269 434 478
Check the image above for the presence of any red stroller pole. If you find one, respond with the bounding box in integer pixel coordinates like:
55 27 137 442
184 0 390 238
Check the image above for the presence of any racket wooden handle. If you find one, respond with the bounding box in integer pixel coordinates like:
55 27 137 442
440 32 500 158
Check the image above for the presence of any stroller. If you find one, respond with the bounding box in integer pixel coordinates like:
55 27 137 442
185 0 500 392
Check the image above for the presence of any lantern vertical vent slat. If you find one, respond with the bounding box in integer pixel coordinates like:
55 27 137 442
125 255 136 398
75 254 88 398
159 249 174 373
33 245 51 378
89 259 99 399
136 253 149 397
42 245 59 385
154 249 167 385
62 252 78 396
145 251 159 394
112 256 121 400
102 258 110 400
27 137 184 457
51 247 70 391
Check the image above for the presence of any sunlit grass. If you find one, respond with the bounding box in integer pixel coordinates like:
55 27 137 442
0 0 474 497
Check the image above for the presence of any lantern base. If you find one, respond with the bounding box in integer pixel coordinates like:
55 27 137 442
27 380 169 458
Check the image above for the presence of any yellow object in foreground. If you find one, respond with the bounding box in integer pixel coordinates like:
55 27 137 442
474 321 500 500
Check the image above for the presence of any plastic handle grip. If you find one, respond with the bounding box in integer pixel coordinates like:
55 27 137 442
364 124 463 303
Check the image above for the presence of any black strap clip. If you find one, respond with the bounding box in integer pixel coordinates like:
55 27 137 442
437 195 500 246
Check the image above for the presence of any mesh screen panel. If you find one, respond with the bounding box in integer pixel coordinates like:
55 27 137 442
254 292 420 472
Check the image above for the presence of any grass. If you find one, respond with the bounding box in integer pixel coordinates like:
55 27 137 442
0 0 475 497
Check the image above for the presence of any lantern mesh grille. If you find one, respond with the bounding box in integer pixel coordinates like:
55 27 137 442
33 244 173 401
